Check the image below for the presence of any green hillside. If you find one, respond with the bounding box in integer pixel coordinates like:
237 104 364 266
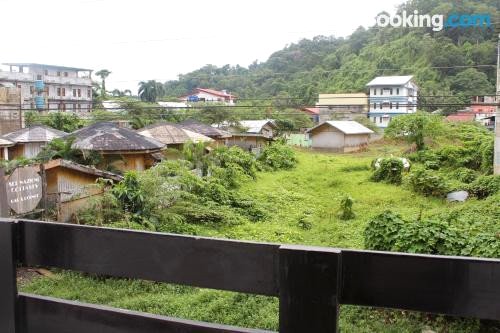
163 0 499 112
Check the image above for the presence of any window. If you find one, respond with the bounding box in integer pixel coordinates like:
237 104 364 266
390 88 393 95
57 71 61 77
77 89 81 97
30 86 34 94
44 70 48 75
396 88 400 95
64 72 68 77
36 75 42 80
57 87 61 96
389 102 392 109
373 103 376 109
380 89 383 95
379 117 382 123
73 89 77 97
396 102 399 109
62 88 66 96
87 89 91 98
373 89 376 95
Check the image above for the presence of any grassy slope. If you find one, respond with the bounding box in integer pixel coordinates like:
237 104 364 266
21 143 479 332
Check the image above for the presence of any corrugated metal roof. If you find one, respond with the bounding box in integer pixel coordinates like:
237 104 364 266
2 63 92 72
3 125 67 143
70 122 164 152
138 122 213 145
239 120 276 133
308 121 374 135
44 159 123 181
366 75 413 86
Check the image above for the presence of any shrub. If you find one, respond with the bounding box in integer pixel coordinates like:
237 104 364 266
370 158 404 184
451 167 477 184
337 195 355 220
467 175 500 199
258 143 297 171
407 169 449 197
364 211 405 251
209 146 257 179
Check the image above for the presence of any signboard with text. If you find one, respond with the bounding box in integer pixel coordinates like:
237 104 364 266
6 166 42 214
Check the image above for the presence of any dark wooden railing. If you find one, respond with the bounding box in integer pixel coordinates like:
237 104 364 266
1 219 499 332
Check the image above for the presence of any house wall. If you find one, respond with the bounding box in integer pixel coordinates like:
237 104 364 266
344 133 370 152
103 153 147 172
226 136 269 151
317 93 368 122
310 125 345 149
8 142 44 159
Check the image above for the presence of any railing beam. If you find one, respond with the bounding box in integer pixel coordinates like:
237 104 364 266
0 219 19 333
279 245 341 333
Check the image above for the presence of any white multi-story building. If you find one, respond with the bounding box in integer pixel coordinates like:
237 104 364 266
0 63 93 113
366 75 418 128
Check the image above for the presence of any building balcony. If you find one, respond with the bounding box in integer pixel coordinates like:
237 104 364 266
0 71 34 82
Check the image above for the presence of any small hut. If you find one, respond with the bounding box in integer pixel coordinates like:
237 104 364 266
179 119 232 145
226 119 277 152
44 159 123 222
2 125 67 159
307 121 373 152
137 122 213 149
70 122 164 172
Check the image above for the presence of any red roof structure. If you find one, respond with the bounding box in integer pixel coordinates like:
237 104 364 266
301 107 319 115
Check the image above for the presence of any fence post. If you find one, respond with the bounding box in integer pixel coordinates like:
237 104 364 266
0 219 18 333
0 168 9 217
279 245 341 333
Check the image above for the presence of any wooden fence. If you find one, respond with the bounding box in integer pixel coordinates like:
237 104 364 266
1 219 499 332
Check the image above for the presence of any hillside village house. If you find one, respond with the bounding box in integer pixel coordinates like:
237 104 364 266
70 122 164 172
300 107 320 124
44 159 123 222
316 93 368 122
225 119 277 152
367 75 418 128
0 84 22 134
307 120 373 152
137 122 213 150
179 88 236 105
0 63 93 113
471 96 496 127
2 125 67 159
179 119 232 145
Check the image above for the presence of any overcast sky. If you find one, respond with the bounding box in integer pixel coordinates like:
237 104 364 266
0 0 402 92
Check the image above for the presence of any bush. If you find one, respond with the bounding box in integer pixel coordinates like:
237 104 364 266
467 175 500 199
370 158 404 184
364 211 405 251
451 167 477 184
258 143 297 171
407 169 449 197
337 195 355 220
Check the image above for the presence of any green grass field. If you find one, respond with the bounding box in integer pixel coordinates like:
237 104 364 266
21 144 482 332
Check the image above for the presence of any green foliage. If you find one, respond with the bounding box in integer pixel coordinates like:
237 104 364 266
257 143 297 171
138 80 165 102
111 172 147 225
25 111 85 132
407 169 449 197
370 158 403 184
451 167 477 184
364 211 406 251
385 113 444 151
338 195 355 220
36 137 102 166
467 175 500 199
208 146 258 180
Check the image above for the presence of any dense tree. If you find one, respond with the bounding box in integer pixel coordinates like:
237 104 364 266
138 80 165 102
385 112 444 151
95 69 112 98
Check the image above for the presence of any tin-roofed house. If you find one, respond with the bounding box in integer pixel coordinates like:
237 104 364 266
2 125 67 159
70 122 164 172
307 121 374 152
226 119 277 152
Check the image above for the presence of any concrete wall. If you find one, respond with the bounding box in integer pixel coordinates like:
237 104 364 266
317 93 368 122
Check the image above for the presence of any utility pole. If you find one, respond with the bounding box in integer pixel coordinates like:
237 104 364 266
495 33 500 175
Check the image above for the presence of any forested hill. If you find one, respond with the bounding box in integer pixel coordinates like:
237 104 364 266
163 0 499 109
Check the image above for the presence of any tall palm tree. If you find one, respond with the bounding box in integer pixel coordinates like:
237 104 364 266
124 89 132 97
138 80 165 102
95 69 111 98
